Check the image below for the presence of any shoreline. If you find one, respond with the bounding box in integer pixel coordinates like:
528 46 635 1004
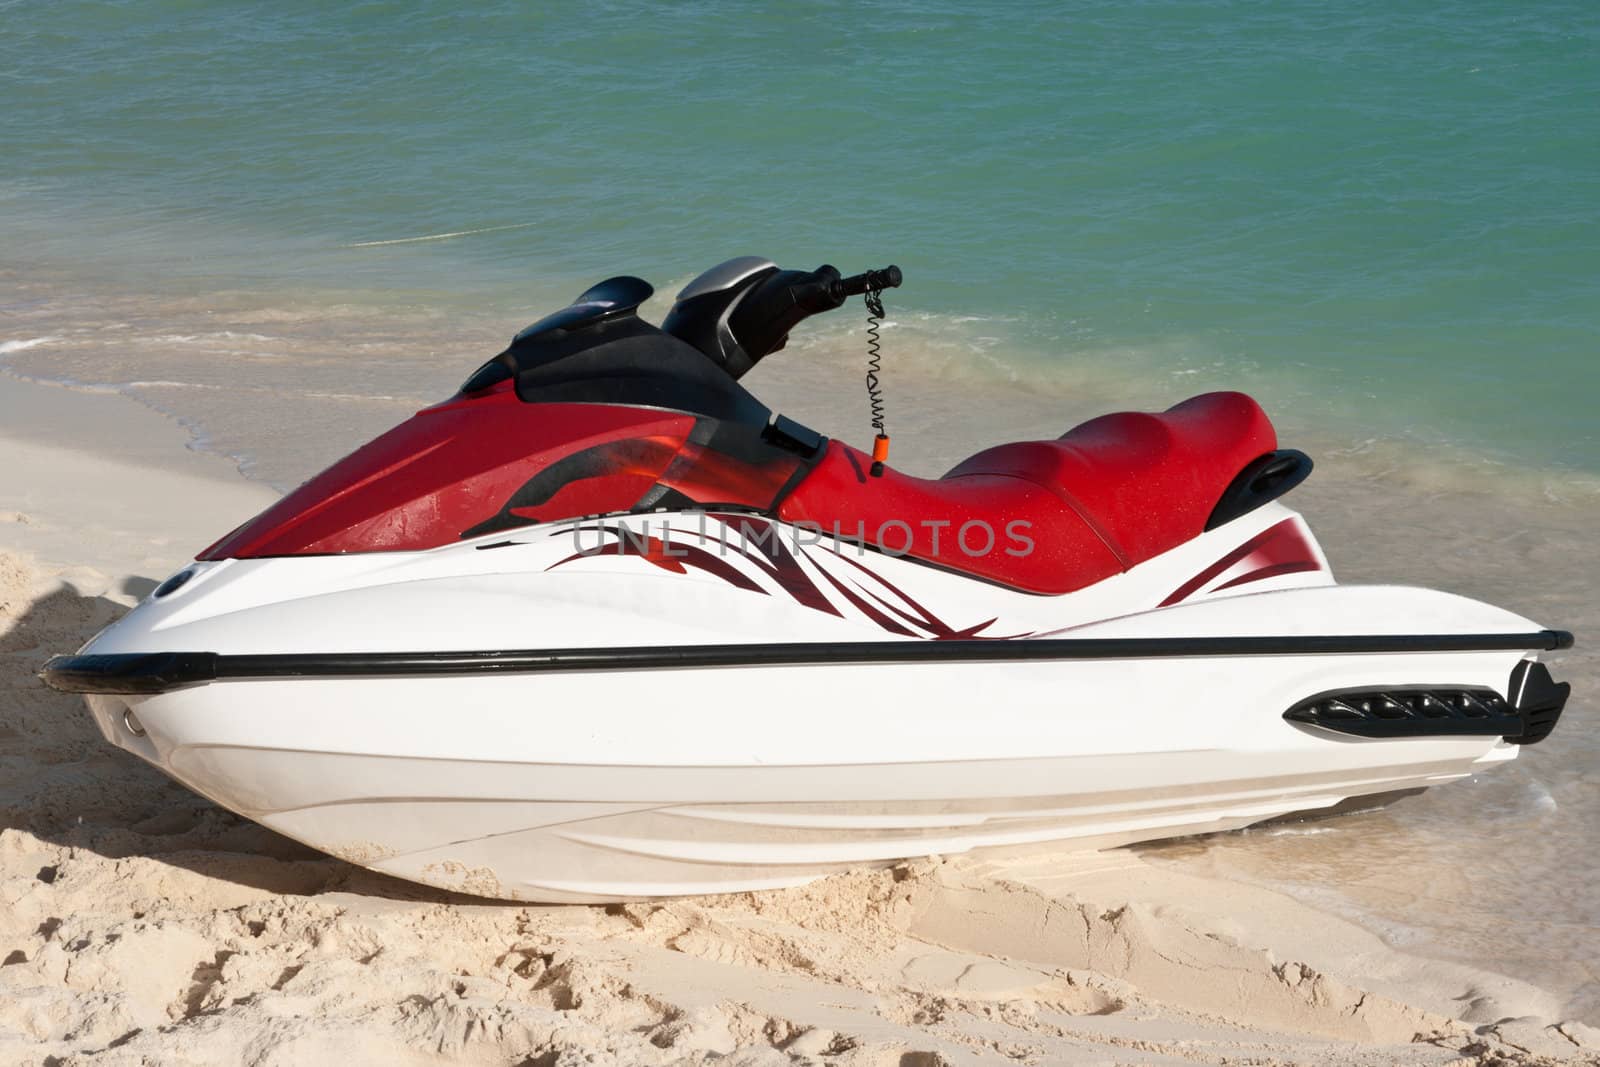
0 375 275 580
2 370 1597 1062
6 254 1600 501
9 334 1600 514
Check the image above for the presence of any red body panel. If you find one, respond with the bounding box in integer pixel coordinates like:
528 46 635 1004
201 394 695 558
656 441 805 506
204 381 1280 600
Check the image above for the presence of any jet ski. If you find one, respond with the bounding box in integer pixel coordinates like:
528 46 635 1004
43 257 1573 903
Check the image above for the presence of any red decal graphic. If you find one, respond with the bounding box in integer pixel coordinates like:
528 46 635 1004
549 516 1031 638
1160 519 1320 607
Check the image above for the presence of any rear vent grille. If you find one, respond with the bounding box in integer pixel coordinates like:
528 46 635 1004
1286 688 1517 738
1285 660 1568 745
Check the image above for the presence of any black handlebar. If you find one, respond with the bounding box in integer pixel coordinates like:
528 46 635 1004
710 261 906 376
836 265 903 299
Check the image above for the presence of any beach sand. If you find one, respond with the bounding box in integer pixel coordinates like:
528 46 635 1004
2 373 1597 1065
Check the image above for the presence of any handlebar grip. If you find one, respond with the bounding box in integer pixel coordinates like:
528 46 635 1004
837 265 903 298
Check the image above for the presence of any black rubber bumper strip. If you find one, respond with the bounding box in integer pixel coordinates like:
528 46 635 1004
40 630 1575 696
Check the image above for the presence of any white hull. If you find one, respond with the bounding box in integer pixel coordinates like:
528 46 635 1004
71 504 1556 902
88 681 1515 903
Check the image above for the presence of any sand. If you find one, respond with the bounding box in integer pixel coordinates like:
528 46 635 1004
2 375 1598 1065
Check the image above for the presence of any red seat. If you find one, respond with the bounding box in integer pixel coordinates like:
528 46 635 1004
778 392 1276 594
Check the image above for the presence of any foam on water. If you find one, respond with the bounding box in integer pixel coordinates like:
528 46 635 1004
0 337 61 355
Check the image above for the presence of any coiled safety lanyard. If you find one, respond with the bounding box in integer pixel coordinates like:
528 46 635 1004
864 284 890 477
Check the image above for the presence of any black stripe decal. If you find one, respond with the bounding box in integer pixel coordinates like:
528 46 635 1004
41 630 1574 695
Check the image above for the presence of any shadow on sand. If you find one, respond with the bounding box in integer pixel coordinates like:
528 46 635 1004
0 576 515 908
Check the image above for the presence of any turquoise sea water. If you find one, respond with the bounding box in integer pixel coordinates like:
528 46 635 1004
4 0 1598 472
